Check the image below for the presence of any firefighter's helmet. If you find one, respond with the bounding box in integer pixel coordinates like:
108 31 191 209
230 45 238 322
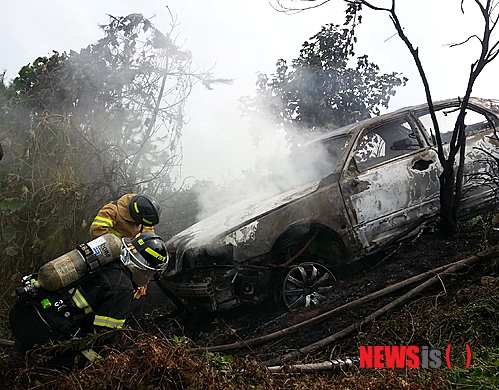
121 232 168 285
128 194 161 226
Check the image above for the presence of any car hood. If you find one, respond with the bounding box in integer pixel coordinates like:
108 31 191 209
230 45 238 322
166 180 322 251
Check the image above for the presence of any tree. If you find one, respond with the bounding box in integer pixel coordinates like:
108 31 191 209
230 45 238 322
68 13 230 198
272 0 499 235
0 13 229 269
240 9 407 146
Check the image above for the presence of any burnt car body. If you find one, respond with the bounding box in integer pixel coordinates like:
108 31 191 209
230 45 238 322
159 97 499 312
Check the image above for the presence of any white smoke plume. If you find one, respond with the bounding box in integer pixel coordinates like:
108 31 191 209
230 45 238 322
192 112 334 221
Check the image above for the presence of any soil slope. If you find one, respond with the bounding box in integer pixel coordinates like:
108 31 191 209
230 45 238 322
142 221 499 365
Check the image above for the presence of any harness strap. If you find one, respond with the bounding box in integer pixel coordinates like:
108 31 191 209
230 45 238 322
77 242 100 272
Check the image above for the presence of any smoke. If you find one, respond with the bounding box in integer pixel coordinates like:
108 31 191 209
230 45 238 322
192 112 336 221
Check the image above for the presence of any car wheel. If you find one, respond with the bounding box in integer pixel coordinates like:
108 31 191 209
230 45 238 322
278 262 336 310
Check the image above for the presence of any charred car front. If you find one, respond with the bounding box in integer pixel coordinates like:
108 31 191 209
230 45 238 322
159 97 499 312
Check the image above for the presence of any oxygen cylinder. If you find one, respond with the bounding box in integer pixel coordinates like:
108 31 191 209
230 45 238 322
34 233 123 291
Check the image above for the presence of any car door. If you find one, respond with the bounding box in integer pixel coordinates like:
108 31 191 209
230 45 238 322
339 115 441 250
413 102 499 215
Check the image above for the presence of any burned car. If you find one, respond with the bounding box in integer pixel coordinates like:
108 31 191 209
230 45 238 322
159 97 499 312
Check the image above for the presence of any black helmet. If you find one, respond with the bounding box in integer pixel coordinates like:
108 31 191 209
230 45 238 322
122 232 168 270
121 232 168 286
129 194 161 226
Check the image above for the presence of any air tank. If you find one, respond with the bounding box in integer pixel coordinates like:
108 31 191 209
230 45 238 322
34 234 123 291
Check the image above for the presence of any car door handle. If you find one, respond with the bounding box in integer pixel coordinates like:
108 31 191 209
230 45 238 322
412 159 434 171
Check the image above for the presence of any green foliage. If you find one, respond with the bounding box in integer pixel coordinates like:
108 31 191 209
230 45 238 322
240 11 407 146
463 211 499 252
0 198 23 214
447 349 499 389
201 352 234 377
0 104 88 277
172 334 188 345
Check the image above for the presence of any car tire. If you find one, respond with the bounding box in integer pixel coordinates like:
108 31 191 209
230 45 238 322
275 262 336 311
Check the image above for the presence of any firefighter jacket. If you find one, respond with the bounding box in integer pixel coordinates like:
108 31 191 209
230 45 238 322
9 262 135 354
69 261 135 332
90 194 154 239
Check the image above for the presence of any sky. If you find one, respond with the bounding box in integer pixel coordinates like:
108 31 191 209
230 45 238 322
1 0 498 185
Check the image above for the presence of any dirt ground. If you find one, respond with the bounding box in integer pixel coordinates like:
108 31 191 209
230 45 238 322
140 220 499 364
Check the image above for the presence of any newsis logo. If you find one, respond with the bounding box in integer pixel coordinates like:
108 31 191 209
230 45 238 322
359 344 472 369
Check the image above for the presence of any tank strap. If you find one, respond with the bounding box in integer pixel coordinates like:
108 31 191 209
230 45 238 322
76 243 100 272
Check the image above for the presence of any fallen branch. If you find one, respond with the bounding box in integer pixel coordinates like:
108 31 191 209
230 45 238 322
263 245 497 367
190 251 490 353
0 338 14 347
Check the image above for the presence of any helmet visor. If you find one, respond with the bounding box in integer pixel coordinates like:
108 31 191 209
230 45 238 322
122 238 168 272
120 247 159 286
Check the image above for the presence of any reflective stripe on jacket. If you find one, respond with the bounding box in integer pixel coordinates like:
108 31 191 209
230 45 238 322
69 262 134 332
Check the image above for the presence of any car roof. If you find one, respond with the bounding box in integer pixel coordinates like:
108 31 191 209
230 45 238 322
302 97 498 146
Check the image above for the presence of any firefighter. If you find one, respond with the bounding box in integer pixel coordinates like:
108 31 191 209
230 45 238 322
9 232 168 369
90 193 162 327
90 193 161 240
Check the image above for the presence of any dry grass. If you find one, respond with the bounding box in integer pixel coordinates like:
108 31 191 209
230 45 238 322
1 259 498 389
0 336 449 390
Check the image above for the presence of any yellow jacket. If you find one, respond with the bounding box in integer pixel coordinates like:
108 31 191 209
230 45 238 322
90 194 155 239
